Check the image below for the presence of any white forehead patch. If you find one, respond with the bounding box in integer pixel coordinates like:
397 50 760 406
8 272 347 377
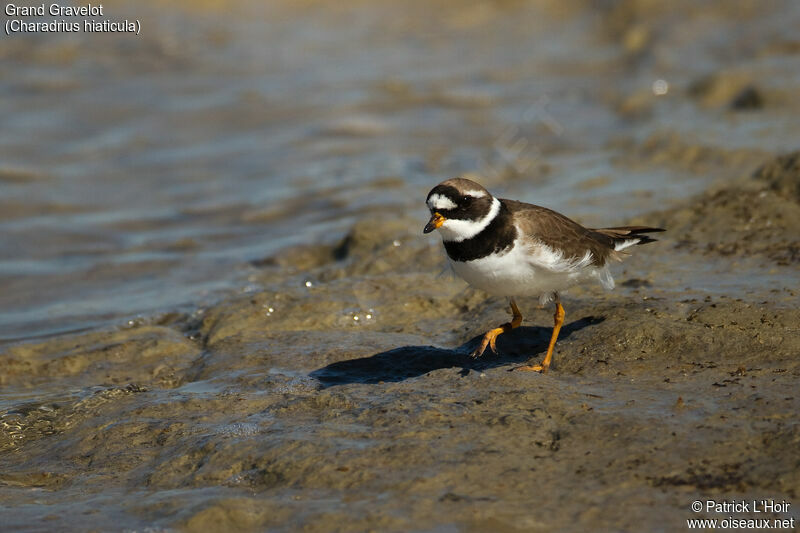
463 190 487 198
427 193 457 211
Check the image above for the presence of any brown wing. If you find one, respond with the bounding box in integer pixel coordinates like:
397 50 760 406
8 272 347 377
503 199 617 266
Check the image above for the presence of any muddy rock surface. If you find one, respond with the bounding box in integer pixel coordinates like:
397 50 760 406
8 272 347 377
2 0 799 531
3 153 799 530
640 151 800 265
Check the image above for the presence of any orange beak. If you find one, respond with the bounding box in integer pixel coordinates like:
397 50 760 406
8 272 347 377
423 212 445 234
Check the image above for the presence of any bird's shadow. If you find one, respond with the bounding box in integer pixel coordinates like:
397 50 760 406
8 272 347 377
310 316 604 388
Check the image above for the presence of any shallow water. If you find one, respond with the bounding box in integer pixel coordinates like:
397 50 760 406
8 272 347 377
3 0 798 342
2 1 800 531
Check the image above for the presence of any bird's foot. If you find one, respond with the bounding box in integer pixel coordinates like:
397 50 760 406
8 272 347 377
470 326 505 358
512 363 548 373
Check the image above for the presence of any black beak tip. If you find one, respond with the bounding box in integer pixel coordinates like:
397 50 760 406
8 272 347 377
423 223 434 234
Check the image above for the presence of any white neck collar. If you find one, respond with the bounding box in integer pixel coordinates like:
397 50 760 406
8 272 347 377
438 197 501 243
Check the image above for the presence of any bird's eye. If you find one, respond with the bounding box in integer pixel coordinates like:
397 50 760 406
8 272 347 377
461 195 471 203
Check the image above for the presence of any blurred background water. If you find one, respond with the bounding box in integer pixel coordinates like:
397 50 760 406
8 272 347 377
1 0 798 342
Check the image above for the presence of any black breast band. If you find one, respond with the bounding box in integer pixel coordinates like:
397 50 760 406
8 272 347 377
444 202 517 262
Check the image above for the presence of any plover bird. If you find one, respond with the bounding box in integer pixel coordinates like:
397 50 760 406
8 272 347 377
424 177 663 373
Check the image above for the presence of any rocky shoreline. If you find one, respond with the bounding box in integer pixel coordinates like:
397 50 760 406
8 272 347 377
2 151 798 531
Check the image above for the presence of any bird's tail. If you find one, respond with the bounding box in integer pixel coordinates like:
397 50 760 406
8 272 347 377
592 226 665 252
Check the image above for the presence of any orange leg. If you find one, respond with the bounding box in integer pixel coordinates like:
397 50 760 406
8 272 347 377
515 296 565 373
471 299 523 358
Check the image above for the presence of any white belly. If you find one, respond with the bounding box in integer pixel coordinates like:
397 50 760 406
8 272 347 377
449 239 613 298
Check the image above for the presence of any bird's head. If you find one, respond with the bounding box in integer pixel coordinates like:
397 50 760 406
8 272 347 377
424 177 500 242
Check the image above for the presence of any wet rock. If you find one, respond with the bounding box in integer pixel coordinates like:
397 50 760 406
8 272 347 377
181 498 291 533
753 150 800 201
688 72 758 109
618 130 768 175
729 85 764 110
0 326 200 389
638 152 800 264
